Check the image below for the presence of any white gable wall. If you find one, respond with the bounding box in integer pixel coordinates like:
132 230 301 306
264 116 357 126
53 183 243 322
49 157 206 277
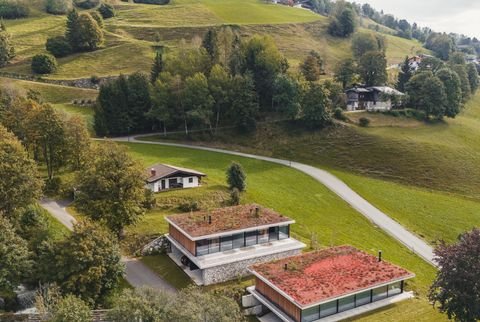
146 176 201 192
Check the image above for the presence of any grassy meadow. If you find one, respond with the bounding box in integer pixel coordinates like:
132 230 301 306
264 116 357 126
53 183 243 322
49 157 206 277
0 0 428 78
119 141 445 322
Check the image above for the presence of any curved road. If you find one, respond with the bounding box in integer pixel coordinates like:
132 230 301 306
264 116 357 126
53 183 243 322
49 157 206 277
40 198 177 293
114 135 436 266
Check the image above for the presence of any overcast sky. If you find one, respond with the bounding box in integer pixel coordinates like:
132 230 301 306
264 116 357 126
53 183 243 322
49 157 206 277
363 0 480 38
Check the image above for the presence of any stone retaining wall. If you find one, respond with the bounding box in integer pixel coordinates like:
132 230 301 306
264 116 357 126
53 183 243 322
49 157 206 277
202 249 302 285
0 72 117 90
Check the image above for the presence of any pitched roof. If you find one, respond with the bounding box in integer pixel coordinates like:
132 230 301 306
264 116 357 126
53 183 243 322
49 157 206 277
166 204 293 239
250 246 414 308
369 86 405 96
146 164 206 183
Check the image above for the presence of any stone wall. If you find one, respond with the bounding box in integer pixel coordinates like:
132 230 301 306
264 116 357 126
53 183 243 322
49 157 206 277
0 72 117 90
202 249 302 285
142 235 170 256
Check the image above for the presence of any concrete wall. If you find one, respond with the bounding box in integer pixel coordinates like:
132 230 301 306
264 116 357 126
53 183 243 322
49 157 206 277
202 249 302 285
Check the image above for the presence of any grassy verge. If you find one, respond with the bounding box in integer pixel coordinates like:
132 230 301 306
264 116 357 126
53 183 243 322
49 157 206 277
119 141 446 321
140 254 192 289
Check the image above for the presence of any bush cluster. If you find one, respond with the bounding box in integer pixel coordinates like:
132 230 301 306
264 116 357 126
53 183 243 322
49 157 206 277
98 3 115 19
45 36 72 57
31 53 57 74
358 117 370 127
45 0 72 15
0 0 29 19
73 0 99 9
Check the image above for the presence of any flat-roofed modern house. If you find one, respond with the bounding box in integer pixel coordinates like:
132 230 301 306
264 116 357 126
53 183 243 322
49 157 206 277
146 164 206 192
247 246 415 322
165 204 306 285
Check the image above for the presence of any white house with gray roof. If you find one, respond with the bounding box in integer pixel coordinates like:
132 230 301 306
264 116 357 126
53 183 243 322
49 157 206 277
146 164 206 192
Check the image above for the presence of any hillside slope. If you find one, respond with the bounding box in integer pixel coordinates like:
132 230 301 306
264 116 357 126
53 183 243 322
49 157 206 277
1 0 428 79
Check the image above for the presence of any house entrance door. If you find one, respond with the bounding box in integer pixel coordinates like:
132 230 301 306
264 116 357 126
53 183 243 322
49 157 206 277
161 180 166 190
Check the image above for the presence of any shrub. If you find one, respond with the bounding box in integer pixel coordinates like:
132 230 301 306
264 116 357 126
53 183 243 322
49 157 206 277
73 0 99 9
0 0 29 19
31 54 57 74
45 0 72 15
98 3 115 19
44 177 62 195
51 295 91 322
89 11 104 28
412 109 427 121
133 0 170 4
333 107 347 121
143 189 156 210
178 200 199 212
46 36 72 57
358 117 370 127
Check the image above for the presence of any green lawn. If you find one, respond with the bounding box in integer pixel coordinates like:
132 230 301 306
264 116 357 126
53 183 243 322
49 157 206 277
120 141 446 322
140 254 192 289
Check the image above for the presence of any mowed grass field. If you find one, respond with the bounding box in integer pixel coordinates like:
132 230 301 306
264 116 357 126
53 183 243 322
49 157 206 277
1 0 427 79
120 141 445 322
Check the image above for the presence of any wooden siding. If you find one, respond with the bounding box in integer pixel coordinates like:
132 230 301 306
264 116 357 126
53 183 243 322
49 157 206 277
256 277 301 322
169 224 196 255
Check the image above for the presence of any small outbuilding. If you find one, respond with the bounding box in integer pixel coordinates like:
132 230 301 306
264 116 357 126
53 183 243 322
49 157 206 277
146 164 206 192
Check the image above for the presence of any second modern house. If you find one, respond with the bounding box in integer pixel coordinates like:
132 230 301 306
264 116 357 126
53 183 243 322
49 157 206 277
247 246 415 322
145 163 206 192
346 86 404 111
165 204 306 285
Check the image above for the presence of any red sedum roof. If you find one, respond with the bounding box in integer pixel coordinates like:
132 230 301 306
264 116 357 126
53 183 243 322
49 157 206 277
250 246 414 307
166 204 292 238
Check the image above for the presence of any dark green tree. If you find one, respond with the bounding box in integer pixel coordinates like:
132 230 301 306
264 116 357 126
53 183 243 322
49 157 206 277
31 54 57 74
76 142 146 237
351 32 385 58
65 9 82 51
46 0 72 15
150 51 163 83
328 7 356 37
467 63 479 94
77 13 103 51
272 74 301 119
429 228 480 322
202 28 218 64
397 56 412 92
300 51 324 82
230 73 258 132
0 125 42 217
0 21 15 67
46 36 72 57
183 72 214 133
0 214 32 292
334 58 356 89
451 64 472 102
98 3 115 19
358 51 387 86
301 83 331 128
126 72 152 133
436 68 462 118
39 221 124 306
208 64 232 132
226 162 246 192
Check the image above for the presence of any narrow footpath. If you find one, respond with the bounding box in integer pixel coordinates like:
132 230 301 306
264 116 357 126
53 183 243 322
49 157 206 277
39 198 177 293
113 135 436 267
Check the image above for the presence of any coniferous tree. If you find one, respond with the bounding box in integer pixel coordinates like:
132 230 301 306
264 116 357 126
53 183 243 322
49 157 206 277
397 56 412 92
202 28 218 63
301 83 331 128
226 162 246 192
231 73 258 132
65 9 81 51
0 21 15 67
150 51 163 83
436 68 462 118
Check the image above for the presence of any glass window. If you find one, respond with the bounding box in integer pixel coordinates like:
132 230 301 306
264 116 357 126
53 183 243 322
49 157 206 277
279 225 289 240
372 286 388 301
220 235 233 251
302 306 320 322
355 290 371 307
388 282 402 296
338 295 355 312
258 229 269 244
245 231 257 246
320 300 337 318
209 238 220 254
189 177 193 183
196 239 209 256
233 233 244 249
269 227 279 241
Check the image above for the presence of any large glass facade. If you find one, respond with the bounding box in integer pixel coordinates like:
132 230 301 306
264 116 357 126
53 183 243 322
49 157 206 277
300 281 404 321
194 225 290 256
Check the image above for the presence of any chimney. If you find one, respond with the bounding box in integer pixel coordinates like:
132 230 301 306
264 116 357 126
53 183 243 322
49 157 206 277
150 168 156 177
378 250 382 262
208 215 212 224
284 263 288 271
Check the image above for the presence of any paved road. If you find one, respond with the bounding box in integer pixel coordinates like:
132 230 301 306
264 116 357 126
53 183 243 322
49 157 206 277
39 199 177 293
114 135 436 266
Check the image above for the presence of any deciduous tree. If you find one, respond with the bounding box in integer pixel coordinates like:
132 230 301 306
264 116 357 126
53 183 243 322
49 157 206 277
436 68 462 118
396 56 412 92
467 63 479 94
208 64 232 132
0 125 42 216
334 58 356 89
230 73 258 132
0 22 15 67
301 83 331 128
76 141 146 237
358 51 387 86
429 228 480 322
300 51 324 81
184 72 214 133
